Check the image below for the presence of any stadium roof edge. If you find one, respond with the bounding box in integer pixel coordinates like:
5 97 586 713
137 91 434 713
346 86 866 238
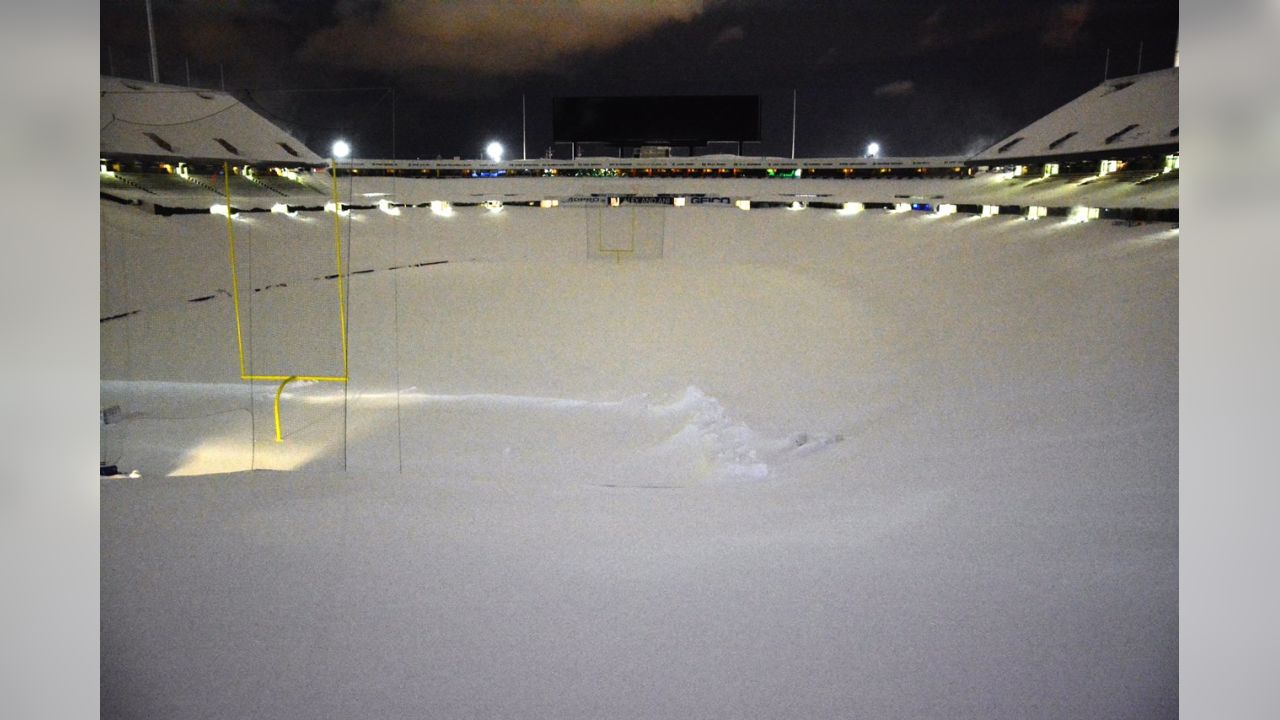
967 66 1178 166
100 75 325 166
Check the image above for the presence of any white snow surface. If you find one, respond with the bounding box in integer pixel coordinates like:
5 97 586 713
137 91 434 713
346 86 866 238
101 198 1177 718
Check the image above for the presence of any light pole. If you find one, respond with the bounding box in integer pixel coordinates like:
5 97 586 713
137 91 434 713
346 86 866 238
145 0 159 82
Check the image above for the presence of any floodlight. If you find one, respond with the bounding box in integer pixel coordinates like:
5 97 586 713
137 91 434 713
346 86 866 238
485 141 504 163
332 140 351 159
866 142 880 158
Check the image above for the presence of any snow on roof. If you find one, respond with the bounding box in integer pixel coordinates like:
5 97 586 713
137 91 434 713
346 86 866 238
100 76 324 165
971 67 1178 164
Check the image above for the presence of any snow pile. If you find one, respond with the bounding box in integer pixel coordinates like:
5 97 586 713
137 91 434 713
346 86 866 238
651 385 769 480
649 385 845 481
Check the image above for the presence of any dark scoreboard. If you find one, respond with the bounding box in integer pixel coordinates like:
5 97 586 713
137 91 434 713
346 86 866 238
552 95 761 146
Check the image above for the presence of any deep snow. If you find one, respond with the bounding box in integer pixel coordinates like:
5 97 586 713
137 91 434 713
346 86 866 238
101 197 1177 718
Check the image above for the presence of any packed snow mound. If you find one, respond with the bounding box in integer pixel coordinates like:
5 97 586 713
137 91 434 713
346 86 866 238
651 386 769 480
649 386 845 481
102 381 845 484
410 383 822 485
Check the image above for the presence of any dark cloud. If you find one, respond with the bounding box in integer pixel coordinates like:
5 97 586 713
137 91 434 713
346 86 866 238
917 5 948 50
1042 1 1093 48
814 46 841 67
917 1 1097 52
710 25 746 48
297 0 708 76
874 80 916 97
100 0 1178 159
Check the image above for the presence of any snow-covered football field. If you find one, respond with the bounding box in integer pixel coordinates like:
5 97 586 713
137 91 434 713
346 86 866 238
100 198 1177 718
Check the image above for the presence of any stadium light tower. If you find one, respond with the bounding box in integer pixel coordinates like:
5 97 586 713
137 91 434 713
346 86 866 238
485 141 505 163
866 141 881 158
332 140 351 160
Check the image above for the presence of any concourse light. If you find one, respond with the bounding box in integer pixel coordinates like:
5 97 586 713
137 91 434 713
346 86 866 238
430 200 454 217
935 204 957 216
788 201 804 211
483 200 504 213
331 140 351 159
210 203 239 218
377 198 401 216
270 203 298 217
735 199 751 211
540 199 559 208
485 141 504 163
837 202 864 215
324 201 350 217
866 142 881 158
672 197 687 207
1067 206 1099 224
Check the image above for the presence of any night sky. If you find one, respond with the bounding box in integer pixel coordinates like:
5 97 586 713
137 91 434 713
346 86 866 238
100 0 1179 160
